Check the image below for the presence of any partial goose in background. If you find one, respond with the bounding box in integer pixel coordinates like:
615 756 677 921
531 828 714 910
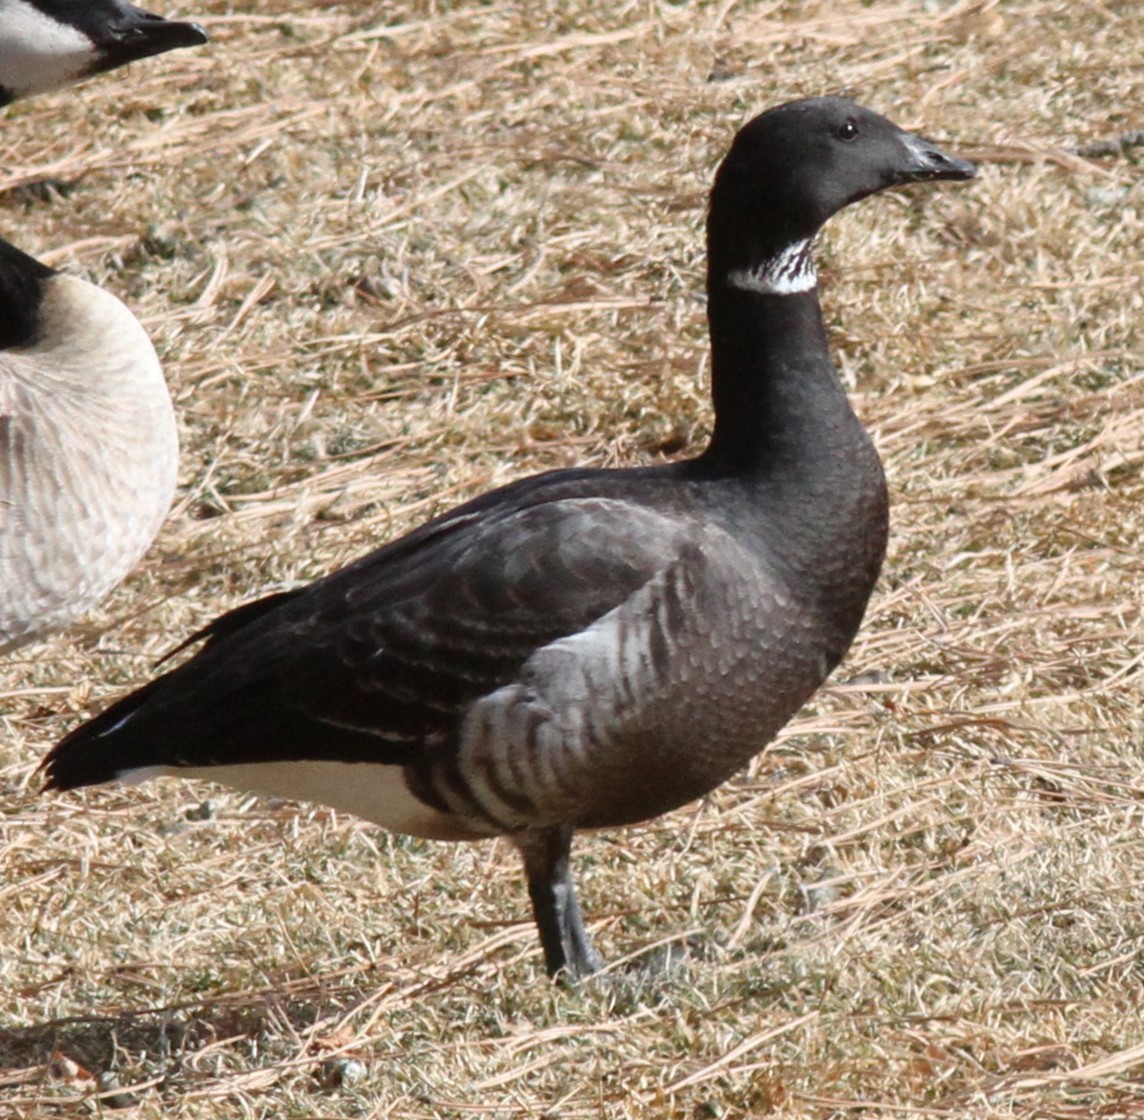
0 0 206 105
43 98 975 980
1 237 178 651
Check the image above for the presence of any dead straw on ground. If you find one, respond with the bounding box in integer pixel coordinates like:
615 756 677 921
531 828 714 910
1 0 1142 1116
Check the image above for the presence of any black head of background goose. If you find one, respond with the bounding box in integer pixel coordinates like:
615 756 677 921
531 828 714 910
0 236 178 651
0 0 206 105
41 97 975 981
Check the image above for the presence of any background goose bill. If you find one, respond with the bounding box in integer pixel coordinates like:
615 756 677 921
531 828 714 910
90 5 208 74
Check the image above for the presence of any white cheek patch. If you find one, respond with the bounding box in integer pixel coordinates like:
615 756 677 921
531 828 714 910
728 238 817 296
0 0 96 99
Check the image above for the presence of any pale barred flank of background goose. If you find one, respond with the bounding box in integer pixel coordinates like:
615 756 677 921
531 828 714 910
0 245 178 651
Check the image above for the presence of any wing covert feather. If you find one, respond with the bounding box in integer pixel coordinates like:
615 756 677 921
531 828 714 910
283 498 692 739
65 491 702 773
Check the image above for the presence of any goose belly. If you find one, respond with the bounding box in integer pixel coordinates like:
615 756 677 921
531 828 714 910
135 761 478 841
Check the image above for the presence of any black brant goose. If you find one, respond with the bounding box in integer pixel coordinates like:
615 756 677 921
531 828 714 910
42 97 975 980
0 236 178 651
0 0 206 105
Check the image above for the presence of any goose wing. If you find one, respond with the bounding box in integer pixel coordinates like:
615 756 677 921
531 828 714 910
42 479 705 789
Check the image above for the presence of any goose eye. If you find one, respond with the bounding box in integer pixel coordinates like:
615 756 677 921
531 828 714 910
837 118 859 141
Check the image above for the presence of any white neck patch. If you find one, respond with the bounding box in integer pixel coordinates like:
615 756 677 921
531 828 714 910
727 238 816 296
0 0 95 100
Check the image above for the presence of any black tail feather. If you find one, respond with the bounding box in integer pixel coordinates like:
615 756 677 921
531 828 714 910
40 679 164 792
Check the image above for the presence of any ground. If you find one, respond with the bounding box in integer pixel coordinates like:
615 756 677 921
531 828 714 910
1 0 1142 1116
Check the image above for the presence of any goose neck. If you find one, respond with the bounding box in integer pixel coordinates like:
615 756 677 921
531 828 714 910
700 238 849 473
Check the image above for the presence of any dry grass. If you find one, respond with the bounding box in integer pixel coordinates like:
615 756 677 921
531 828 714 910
1 0 1142 1115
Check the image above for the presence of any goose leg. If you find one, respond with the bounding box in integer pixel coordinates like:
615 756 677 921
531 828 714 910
514 824 603 980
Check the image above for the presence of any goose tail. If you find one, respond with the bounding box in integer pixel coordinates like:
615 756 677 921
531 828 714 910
40 681 165 792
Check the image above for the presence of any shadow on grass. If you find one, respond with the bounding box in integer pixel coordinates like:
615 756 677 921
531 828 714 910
0 981 368 1095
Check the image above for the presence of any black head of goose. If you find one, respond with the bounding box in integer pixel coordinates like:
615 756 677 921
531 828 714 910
0 0 206 105
0 237 178 651
41 97 975 980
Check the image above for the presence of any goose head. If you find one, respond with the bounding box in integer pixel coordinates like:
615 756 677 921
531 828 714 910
707 96 976 284
0 0 207 104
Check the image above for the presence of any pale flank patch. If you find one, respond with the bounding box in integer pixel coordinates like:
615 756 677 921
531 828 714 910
728 238 817 295
0 0 95 98
118 759 461 840
115 765 167 787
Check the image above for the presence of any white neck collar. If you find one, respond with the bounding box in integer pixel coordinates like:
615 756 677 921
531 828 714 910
727 238 816 296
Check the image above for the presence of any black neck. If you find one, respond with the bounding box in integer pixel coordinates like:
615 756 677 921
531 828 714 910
691 257 889 648
695 273 853 476
0 238 55 349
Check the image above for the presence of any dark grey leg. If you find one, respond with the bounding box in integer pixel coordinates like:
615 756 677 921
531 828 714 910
513 824 603 980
